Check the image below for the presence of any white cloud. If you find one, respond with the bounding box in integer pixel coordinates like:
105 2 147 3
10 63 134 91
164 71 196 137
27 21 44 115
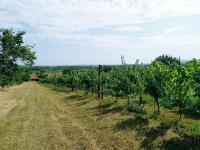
0 0 200 48
140 34 200 49
163 25 185 34
116 26 143 32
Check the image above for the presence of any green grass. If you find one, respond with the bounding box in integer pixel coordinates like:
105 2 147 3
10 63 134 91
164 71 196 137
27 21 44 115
0 82 199 150
98 98 115 108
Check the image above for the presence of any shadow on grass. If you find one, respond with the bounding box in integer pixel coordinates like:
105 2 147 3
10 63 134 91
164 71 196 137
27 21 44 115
139 122 200 149
167 108 200 120
52 87 68 93
65 94 89 101
182 111 200 120
99 102 114 109
41 83 71 94
115 116 176 149
163 134 200 150
95 106 121 116
85 101 121 120
75 99 93 107
64 93 94 108
115 116 148 131
140 122 171 149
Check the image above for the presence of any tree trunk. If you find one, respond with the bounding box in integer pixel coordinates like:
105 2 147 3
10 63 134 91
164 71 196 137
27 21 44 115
179 105 182 121
101 84 104 99
97 85 100 98
155 97 160 111
139 95 142 106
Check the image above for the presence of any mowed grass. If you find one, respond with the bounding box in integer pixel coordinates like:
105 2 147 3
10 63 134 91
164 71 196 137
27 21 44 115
0 82 199 150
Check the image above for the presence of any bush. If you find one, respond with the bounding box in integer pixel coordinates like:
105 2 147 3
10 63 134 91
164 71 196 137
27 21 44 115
143 94 154 103
115 100 127 110
127 102 146 118
98 98 115 108
161 97 174 108
127 99 136 112
193 99 200 115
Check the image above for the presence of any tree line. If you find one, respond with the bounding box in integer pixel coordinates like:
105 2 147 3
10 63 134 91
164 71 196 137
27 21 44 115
40 55 200 120
0 29 36 88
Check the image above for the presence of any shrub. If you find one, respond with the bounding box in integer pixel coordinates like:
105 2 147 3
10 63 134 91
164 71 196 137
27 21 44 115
98 98 115 108
115 100 127 110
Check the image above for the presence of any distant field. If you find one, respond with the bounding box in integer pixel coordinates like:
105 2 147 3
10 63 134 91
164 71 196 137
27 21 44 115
0 82 199 150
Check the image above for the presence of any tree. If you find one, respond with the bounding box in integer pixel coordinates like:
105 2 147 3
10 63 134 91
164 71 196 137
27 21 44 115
79 68 97 94
64 71 77 91
13 67 31 84
120 56 133 101
108 56 134 103
99 70 109 99
188 59 200 97
154 54 179 66
62 67 75 75
165 59 195 120
147 61 167 113
108 67 123 101
0 29 36 88
134 60 146 106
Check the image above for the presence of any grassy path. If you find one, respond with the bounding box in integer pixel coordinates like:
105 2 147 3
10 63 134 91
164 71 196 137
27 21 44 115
0 82 140 150
0 82 199 150
0 82 100 149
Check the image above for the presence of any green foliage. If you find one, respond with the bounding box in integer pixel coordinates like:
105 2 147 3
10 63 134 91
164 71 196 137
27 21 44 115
0 29 36 87
79 68 97 94
154 54 179 66
13 67 31 84
98 98 115 108
133 60 146 106
108 66 131 99
164 60 195 119
40 55 200 119
146 61 168 112
62 67 75 75
115 100 127 110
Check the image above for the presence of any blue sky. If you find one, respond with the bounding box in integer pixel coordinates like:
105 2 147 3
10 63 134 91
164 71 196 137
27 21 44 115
1 0 200 65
